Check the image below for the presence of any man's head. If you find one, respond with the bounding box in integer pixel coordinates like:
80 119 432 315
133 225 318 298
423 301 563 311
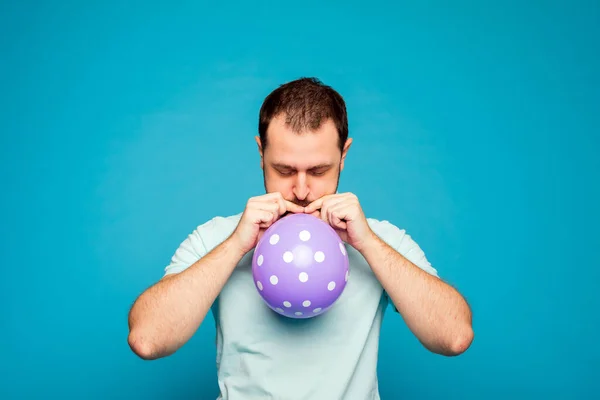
256 77 352 207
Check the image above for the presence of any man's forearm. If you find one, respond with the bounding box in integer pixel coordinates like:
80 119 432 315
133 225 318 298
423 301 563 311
360 233 473 356
127 236 245 360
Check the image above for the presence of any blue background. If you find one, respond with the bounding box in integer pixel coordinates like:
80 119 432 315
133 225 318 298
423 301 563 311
2 1 599 398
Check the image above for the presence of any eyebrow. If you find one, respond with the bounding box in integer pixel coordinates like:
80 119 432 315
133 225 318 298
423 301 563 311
272 163 334 171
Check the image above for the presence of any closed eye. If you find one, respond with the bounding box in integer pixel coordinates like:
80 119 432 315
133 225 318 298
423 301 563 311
278 169 295 176
310 169 328 176
309 164 333 176
271 163 333 177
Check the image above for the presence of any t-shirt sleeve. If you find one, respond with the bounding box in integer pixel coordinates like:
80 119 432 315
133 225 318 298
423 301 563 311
163 221 212 277
372 219 439 278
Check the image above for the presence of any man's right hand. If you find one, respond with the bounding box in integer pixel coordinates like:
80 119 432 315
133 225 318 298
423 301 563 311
229 192 305 255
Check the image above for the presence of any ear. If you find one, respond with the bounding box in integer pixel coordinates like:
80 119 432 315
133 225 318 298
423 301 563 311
255 136 264 169
340 138 352 171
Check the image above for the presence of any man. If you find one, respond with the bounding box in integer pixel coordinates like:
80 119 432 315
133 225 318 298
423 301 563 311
127 77 474 399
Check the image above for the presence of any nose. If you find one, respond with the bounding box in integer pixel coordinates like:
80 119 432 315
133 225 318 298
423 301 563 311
293 173 310 201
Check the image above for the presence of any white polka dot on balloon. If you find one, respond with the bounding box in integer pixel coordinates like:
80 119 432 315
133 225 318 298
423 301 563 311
302 300 311 307
299 230 311 241
283 301 292 308
270 275 278 285
257 254 264 266
339 242 346 255
270 234 280 245
345 270 349 282
314 251 325 262
313 308 322 313
328 281 336 291
299 272 308 282
295 312 303 316
275 308 284 313
256 281 263 291
283 251 294 263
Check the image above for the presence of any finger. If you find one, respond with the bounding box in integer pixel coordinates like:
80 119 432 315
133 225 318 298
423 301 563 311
248 193 274 205
330 213 347 230
260 191 285 202
285 200 305 214
253 209 277 226
258 212 279 229
269 196 303 217
328 202 352 229
249 192 284 208
331 200 354 219
251 201 279 214
320 201 330 224
248 203 279 228
263 192 302 216
328 207 348 230
321 196 345 225
304 195 331 213
273 194 287 217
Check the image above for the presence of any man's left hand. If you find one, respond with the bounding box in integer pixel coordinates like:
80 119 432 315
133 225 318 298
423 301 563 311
304 192 375 252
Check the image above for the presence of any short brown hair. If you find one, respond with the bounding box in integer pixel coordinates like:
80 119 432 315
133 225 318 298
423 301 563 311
258 77 348 152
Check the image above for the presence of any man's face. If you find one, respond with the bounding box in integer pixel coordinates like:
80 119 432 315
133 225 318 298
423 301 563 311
256 114 352 208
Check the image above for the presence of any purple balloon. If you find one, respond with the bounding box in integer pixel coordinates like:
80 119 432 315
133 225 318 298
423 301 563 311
252 213 350 319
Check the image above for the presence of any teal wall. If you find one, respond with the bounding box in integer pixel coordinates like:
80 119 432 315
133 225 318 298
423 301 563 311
2 1 598 398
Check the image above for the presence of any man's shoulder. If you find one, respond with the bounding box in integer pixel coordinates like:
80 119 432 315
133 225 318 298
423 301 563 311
193 213 242 237
365 216 438 276
366 217 408 241
163 213 243 275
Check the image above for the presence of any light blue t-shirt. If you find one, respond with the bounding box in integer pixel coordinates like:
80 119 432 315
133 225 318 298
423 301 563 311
164 213 438 399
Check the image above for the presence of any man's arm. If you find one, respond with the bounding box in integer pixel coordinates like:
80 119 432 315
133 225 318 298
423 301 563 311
360 233 473 356
127 236 244 360
304 192 474 356
127 192 304 361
